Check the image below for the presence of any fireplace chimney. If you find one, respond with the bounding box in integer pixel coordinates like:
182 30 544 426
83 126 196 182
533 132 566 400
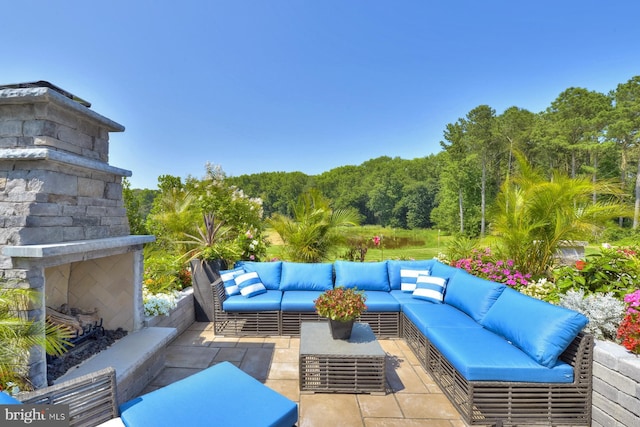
0 82 154 387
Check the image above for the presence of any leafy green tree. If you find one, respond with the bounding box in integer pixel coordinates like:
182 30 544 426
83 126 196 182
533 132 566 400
608 76 640 228
122 178 149 235
543 87 612 177
268 189 359 262
491 152 630 277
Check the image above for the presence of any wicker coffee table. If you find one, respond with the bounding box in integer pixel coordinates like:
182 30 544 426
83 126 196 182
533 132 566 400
299 322 386 394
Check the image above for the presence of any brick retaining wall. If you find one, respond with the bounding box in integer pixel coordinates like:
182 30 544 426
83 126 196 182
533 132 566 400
592 340 640 426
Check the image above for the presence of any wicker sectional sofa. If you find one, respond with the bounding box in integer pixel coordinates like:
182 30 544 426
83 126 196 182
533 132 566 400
206 259 594 426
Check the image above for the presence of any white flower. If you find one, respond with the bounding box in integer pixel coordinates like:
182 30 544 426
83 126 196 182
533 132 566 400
143 291 179 317
602 243 612 249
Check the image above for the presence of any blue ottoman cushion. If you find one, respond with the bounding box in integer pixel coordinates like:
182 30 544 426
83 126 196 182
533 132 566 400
119 362 298 427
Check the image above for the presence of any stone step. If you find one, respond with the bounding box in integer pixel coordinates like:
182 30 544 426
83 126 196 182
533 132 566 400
55 327 178 405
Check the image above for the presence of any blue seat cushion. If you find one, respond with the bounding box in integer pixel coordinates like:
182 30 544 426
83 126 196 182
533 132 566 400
387 260 435 290
223 290 282 312
427 327 575 383
280 262 333 291
362 291 401 312
281 291 324 312
120 361 298 427
236 261 283 290
480 287 589 368
402 303 481 335
390 289 420 305
444 271 506 323
334 261 390 291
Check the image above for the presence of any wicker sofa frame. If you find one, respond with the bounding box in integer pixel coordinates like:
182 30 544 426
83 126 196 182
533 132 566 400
402 313 594 426
207 263 593 426
19 367 118 427
212 279 401 337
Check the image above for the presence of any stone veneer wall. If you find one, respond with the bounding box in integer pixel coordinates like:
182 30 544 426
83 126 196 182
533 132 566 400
0 86 130 257
592 340 640 426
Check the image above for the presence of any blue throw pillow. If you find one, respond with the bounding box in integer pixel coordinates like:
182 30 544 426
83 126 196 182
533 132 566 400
400 268 431 292
480 287 589 368
220 267 245 296
412 275 447 303
235 271 267 298
334 261 390 291
280 262 334 291
238 261 283 290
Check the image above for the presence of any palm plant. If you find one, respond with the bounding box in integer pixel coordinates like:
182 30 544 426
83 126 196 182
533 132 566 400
1 286 73 392
180 213 240 264
491 152 630 277
268 190 360 262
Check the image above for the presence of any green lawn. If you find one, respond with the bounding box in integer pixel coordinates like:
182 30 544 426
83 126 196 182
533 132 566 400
265 226 452 261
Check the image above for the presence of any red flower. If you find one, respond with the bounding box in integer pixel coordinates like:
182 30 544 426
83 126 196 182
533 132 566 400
575 260 586 270
617 312 640 354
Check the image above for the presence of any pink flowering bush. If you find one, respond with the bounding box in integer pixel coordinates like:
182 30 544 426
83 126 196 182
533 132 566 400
452 247 531 287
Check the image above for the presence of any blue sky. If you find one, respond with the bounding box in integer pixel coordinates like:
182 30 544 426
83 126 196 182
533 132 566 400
2 1 640 189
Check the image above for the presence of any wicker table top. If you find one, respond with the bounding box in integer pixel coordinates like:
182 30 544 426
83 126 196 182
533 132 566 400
300 322 385 357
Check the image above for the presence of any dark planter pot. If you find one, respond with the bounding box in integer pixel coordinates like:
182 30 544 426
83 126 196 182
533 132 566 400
189 259 227 322
329 319 355 340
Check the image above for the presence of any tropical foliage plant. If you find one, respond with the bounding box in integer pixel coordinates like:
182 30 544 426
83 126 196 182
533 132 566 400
0 286 73 393
268 189 360 262
491 152 629 277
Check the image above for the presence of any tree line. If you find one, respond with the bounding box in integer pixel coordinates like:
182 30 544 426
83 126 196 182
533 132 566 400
128 75 640 239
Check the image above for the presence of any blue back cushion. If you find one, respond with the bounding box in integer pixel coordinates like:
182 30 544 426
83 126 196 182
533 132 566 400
430 260 462 279
334 261 390 291
444 271 506 322
480 287 589 368
280 262 334 291
387 260 434 290
237 261 282 290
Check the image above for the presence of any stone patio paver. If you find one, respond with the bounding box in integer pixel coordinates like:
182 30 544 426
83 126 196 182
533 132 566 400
145 322 468 426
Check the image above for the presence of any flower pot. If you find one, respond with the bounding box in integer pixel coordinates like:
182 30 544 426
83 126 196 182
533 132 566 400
329 319 355 340
190 259 227 322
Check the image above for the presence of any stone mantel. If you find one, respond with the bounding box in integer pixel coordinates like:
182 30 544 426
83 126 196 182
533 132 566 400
3 235 155 268
0 147 132 177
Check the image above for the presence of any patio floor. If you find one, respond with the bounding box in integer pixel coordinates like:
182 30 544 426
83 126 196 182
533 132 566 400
142 322 467 427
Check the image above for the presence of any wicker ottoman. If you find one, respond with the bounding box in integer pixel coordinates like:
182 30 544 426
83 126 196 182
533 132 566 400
299 322 386 394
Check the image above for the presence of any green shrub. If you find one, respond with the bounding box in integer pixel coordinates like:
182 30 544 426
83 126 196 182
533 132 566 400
554 245 640 299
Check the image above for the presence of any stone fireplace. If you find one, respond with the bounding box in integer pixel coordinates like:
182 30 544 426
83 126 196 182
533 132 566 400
0 82 154 388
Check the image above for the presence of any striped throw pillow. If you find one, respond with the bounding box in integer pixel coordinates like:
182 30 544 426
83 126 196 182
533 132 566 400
412 275 447 303
220 267 245 296
400 268 431 292
236 271 267 298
